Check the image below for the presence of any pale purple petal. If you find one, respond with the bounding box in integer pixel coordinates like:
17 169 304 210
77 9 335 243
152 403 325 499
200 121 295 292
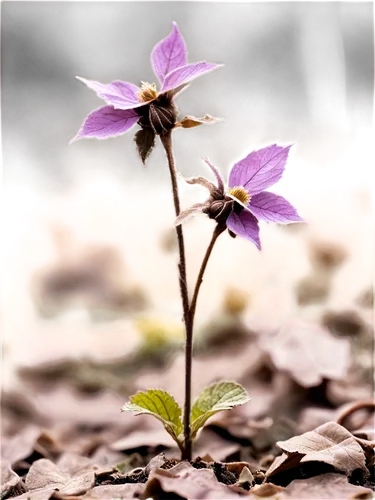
248 191 304 224
202 158 225 193
226 210 261 249
174 202 209 226
70 106 139 142
76 77 148 109
229 144 292 195
151 22 187 85
161 62 222 93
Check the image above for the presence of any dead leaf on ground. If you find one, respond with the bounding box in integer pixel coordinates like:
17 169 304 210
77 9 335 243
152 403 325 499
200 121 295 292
24 457 95 496
11 486 58 500
282 472 373 499
1 425 43 467
265 452 304 481
251 482 285 497
261 321 351 387
83 483 146 498
0 465 26 499
276 421 368 476
144 461 246 499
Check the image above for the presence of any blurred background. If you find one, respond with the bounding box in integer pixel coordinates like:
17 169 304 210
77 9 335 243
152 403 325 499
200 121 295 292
1 1 374 444
3 2 374 187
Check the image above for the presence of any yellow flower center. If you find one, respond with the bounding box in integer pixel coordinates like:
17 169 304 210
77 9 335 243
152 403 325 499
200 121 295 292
137 82 158 102
228 186 251 205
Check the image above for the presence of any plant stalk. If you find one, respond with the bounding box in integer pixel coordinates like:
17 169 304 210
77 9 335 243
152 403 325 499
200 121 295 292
189 224 226 330
160 131 192 460
160 131 225 461
183 224 225 459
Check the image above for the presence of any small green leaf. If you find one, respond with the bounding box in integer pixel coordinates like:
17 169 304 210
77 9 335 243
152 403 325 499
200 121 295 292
190 382 250 439
122 389 183 448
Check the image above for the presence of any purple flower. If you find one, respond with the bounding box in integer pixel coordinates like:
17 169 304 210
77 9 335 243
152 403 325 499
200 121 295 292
70 22 221 160
175 144 304 249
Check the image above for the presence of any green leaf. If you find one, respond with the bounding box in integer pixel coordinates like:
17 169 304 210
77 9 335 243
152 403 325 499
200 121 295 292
190 382 250 439
122 389 183 448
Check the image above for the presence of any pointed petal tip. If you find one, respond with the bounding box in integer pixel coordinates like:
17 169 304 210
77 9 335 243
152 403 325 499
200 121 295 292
69 134 80 144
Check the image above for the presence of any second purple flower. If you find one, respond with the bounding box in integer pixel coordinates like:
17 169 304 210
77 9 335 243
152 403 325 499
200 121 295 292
175 144 305 249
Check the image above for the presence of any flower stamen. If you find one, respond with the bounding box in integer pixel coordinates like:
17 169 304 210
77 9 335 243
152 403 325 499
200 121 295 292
137 82 158 102
228 186 251 205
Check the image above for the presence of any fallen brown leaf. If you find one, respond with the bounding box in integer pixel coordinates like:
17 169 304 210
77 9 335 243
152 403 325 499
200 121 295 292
83 483 146 498
277 421 368 476
1 425 42 467
0 465 26 499
265 452 304 481
251 482 285 497
144 461 246 499
261 320 351 387
11 486 58 500
24 458 95 496
282 472 373 499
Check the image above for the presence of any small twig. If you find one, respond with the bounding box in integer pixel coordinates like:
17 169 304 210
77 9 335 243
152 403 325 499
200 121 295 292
336 399 375 429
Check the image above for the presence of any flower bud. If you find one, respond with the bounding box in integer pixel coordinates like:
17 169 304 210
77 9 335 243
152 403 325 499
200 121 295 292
137 91 178 135
205 198 234 224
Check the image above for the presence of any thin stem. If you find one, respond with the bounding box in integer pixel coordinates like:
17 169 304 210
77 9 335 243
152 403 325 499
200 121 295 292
189 224 226 329
181 224 224 459
159 131 192 460
183 224 225 460
160 131 190 326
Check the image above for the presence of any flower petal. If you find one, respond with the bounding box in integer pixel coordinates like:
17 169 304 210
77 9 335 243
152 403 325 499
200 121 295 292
174 202 209 226
202 158 225 193
161 62 222 93
248 191 305 224
226 210 261 249
151 22 187 85
76 77 148 109
70 106 139 142
229 144 292 195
